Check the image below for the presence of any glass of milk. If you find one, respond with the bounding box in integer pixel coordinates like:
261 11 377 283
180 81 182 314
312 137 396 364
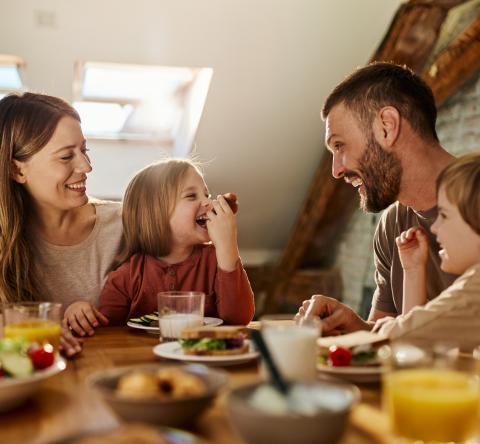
157 291 205 341
261 314 321 382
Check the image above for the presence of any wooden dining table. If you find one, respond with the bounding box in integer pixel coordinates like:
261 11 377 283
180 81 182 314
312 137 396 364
0 326 391 444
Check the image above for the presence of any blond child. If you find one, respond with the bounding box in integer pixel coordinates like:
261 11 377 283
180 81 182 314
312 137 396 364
98 159 254 325
374 152 480 351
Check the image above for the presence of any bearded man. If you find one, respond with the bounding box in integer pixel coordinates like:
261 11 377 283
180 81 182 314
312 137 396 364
296 62 456 335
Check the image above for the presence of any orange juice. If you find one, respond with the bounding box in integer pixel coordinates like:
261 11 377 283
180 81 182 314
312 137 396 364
4 319 61 351
384 369 480 443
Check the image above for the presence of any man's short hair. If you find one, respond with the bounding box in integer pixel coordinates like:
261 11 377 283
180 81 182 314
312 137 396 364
437 152 480 235
322 62 438 142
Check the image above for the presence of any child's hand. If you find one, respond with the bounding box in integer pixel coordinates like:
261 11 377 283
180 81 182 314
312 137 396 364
396 226 429 271
206 195 240 272
63 301 109 337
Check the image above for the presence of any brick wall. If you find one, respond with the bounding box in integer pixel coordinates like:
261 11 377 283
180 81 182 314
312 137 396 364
334 73 480 315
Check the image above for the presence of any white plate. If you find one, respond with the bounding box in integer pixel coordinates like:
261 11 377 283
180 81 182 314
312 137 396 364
153 340 259 366
127 317 223 333
0 356 67 412
317 363 385 384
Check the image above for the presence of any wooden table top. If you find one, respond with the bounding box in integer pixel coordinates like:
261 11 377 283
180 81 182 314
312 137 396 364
0 327 391 444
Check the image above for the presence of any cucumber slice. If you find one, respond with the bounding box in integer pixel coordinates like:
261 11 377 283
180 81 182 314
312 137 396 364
144 314 159 321
1 352 34 377
129 318 144 324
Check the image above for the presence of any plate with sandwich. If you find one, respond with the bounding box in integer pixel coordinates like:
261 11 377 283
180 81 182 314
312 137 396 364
316 331 388 383
127 312 223 333
153 326 259 366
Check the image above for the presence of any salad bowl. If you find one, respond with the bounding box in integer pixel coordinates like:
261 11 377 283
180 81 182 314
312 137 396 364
0 356 66 412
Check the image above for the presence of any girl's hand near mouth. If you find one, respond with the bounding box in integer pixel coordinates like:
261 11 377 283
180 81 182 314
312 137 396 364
206 195 240 272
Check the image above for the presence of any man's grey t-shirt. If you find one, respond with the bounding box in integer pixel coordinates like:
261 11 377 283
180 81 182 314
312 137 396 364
372 202 457 315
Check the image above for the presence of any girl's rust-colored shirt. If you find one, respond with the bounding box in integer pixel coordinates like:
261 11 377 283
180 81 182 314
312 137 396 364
99 244 254 325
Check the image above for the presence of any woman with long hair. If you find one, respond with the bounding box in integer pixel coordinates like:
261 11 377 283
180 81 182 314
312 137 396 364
0 92 123 355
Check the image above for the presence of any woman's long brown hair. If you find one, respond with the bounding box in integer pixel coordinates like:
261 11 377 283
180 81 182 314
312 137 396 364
0 92 80 302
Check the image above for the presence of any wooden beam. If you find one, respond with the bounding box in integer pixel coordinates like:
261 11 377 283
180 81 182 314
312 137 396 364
423 14 480 106
372 0 466 72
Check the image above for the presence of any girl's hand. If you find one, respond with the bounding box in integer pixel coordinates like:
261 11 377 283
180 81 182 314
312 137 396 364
395 226 429 271
63 301 109 337
60 323 83 357
206 195 240 272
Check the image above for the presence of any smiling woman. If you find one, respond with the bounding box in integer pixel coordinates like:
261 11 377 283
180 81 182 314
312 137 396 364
0 92 123 355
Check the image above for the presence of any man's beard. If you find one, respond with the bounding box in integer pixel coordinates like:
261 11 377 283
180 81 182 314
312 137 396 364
357 135 403 213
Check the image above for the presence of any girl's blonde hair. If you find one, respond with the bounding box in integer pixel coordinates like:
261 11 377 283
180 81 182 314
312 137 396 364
0 92 80 302
113 158 202 268
436 152 480 235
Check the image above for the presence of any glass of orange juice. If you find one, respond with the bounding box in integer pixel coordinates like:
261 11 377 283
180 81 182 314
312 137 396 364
382 342 480 444
2 302 62 352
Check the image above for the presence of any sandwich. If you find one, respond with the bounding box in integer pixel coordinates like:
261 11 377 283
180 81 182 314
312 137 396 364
179 326 248 356
222 192 238 214
317 331 388 367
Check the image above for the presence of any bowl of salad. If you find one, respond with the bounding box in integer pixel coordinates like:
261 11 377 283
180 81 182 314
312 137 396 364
0 338 66 412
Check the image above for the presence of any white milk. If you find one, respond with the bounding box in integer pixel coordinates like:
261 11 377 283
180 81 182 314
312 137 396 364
262 325 318 381
159 313 203 339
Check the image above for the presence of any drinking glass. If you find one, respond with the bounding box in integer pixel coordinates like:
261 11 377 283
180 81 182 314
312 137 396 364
382 342 480 444
2 302 62 351
260 314 321 382
157 291 205 341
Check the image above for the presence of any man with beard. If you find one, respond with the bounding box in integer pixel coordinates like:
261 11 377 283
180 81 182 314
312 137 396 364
295 62 456 335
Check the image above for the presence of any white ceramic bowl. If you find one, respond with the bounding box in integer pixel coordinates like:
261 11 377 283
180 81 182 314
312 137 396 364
87 363 228 426
226 380 360 444
0 356 67 413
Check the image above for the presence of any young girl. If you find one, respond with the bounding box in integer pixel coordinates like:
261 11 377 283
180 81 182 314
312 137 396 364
374 152 480 351
99 159 255 325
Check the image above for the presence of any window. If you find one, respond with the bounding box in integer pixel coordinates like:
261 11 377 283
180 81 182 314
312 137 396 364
0 54 26 99
73 61 213 155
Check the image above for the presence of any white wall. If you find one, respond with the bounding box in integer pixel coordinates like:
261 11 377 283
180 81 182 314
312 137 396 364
0 0 401 263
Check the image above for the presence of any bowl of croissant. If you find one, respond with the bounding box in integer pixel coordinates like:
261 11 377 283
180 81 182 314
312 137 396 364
87 363 228 426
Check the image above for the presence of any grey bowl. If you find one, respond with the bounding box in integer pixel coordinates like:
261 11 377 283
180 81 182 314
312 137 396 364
87 363 228 427
226 380 360 444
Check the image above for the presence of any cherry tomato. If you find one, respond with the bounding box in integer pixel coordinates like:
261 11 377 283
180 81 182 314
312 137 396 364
329 345 352 367
28 345 55 370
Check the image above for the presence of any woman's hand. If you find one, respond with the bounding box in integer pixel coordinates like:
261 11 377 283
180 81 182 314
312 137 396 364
395 226 429 271
60 323 83 357
63 301 109 337
206 195 240 272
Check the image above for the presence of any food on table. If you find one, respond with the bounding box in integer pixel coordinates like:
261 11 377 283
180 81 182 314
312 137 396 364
327 346 352 367
129 311 160 327
28 344 55 370
116 368 206 399
317 331 387 367
319 344 379 368
69 424 169 444
0 338 55 378
3 319 61 351
249 383 354 416
179 326 248 356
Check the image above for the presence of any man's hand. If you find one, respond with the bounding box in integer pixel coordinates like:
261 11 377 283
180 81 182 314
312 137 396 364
63 301 109 337
295 295 371 336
